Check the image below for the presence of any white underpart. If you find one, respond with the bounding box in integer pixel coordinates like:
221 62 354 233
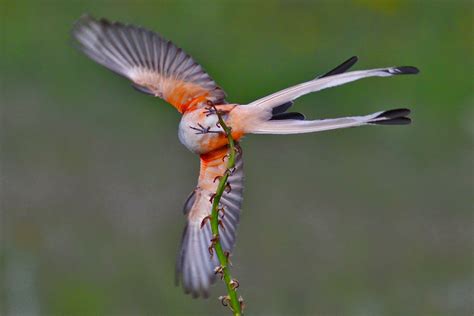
178 108 223 154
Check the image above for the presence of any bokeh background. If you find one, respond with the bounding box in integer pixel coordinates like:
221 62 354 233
1 1 473 315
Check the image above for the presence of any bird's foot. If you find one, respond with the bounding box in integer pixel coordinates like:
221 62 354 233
189 123 221 134
204 106 229 117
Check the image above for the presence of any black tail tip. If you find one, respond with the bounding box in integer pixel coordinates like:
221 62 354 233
393 66 420 75
372 117 412 125
347 55 359 64
372 108 412 125
375 108 411 119
317 55 359 79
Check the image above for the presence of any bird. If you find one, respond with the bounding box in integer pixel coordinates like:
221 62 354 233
72 15 419 298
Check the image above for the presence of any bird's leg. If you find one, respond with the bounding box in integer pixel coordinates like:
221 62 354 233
189 123 221 135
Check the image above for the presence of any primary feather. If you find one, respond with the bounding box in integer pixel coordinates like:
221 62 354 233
72 15 226 112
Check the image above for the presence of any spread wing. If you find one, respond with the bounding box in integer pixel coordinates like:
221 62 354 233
72 15 226 112
176 146 244 298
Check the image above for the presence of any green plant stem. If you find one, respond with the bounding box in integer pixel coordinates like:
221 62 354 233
210 106 242 315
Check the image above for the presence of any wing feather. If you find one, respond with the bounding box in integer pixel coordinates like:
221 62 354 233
176 145 244 298
73 15 226 112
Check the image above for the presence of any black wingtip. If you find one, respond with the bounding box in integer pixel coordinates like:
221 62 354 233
393 66 420 75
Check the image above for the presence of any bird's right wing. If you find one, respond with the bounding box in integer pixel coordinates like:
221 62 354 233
176 146 244 298
72 15 226 113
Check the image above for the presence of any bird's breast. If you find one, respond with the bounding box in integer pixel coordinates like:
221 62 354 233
178 108 229 155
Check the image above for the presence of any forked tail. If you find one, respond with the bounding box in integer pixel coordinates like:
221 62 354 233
232 57 418 135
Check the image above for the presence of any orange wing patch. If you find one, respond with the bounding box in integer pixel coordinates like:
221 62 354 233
198 146 229 191
133 71 212 112
166 83 211 113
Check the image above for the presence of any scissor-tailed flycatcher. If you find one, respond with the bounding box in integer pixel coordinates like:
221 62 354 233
73 15 418 298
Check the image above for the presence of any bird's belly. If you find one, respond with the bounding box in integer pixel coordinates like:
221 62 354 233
178 110 227 155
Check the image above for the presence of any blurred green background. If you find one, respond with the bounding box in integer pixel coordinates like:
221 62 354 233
1 0 473 315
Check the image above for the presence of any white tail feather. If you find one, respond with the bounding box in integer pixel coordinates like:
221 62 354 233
249 111 383 134
247 108 411 134
234 65 417 134
246 67 417 112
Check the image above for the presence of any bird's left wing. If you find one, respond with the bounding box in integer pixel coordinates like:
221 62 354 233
176 145 244 298
72 15 226 112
